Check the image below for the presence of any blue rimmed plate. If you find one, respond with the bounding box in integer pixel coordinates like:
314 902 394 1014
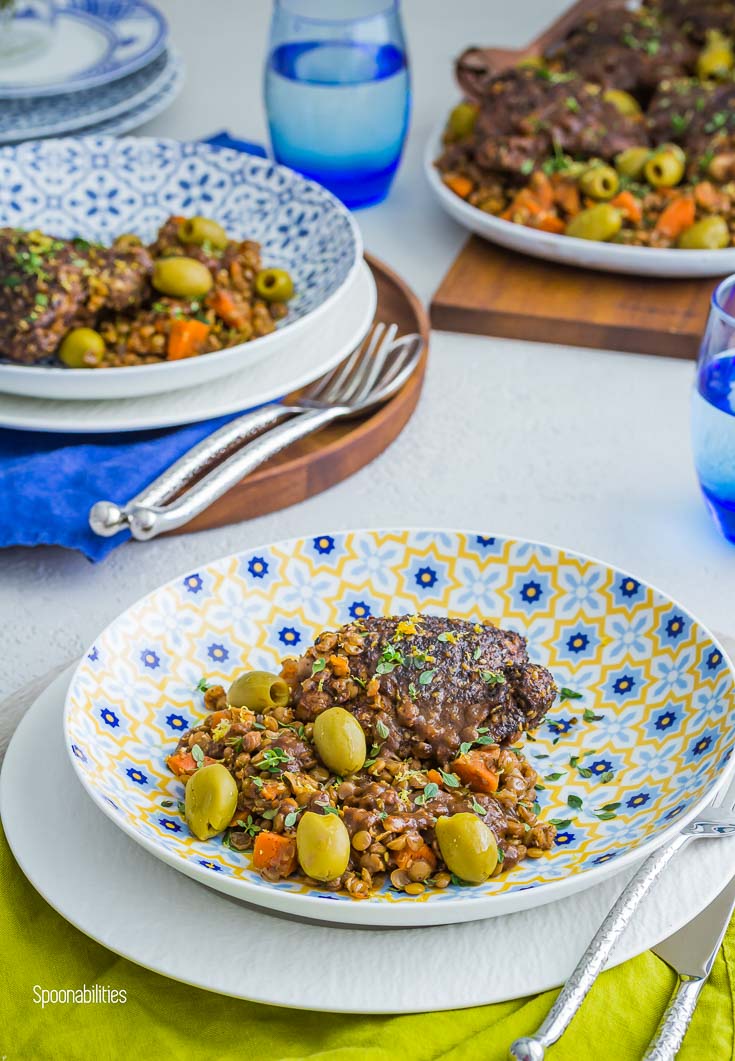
0 136 362 401
63 529 735 927
0 0 168 98
0 46 180 142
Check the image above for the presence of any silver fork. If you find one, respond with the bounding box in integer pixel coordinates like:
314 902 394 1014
89 322 411 539
90 323 422 541
510 795 735 1060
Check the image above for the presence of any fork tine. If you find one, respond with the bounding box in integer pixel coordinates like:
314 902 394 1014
331 321 388 403
349 323 399 403
306 323 381 401
318 322 386 403
371 334 422 393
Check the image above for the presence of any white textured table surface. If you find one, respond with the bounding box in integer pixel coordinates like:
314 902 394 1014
1 0 734 699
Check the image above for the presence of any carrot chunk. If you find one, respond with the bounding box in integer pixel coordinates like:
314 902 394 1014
166 750 197 778
443 174 474 199
451 750 500 794
395 842 437 871
252 832 297 877
610 190 642 224
167 318 210 360
654 196 695 239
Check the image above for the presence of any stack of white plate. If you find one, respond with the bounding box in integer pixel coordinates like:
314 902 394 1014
0 0 183 144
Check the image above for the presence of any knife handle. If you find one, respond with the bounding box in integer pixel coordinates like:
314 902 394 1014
510 832 690 1060
642 976 704 1061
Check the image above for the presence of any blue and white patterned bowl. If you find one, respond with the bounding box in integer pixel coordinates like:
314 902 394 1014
0 137 362 401
64 529 735 927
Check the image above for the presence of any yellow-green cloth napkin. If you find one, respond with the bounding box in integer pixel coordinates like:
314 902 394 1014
1 827 732 1061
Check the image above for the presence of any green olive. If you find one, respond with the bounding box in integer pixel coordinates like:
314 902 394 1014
177 216 228 250
312 706 367 775
697 32 734 80
435 812 499 884
614 146 651 179
578 164 620 201
447 101 479 139
58 327 105 368
644 149 686 188
184 762 238 841
603 89 641 116
113 232 143 249
152 256 213 298
228 671 290 711
565 203 623 242
677 215 730 249
296 809 351 881
254 268 294 303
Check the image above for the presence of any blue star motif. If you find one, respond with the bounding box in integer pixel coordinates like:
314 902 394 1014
554 831 575 846
520 580 542 604
547 717 574 736
248 556 268 579
666 615 686 638
654 711 676 731
348 600 371 619
620 577 640 598
590 759 613 776
100 708 119 729
627 791 650 809
613 674 635 695
87 646 99 662
706 648 723 670
141 649 160 670
693 736 712 757
665 803 685 821
159 818 181 833
313 535 335 555
415 566 437 588
476 535 496 547
198 860 223 871
278 626 301 646
71 744 87 763
127 768 148 786
165 713 189 731
207 643 229 663
183 573 203 594
566 632 589 654
593 853 616 864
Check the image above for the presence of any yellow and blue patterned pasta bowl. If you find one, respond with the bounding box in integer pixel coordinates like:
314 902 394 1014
64 530 735 926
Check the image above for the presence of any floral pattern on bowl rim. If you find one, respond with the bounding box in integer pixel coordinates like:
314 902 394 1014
64 529 735 927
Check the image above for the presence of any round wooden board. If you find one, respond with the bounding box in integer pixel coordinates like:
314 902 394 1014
167 253 429 535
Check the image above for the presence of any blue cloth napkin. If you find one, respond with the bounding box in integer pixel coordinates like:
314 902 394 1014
0 134 269 562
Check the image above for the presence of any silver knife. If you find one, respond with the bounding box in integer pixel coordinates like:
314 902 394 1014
642 874 735 1060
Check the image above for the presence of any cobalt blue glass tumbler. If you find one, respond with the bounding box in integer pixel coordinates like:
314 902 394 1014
264 0 410 209
692 273 735 543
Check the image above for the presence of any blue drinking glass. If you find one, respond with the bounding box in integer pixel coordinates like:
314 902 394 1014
264 0 410 209
692 274 735 543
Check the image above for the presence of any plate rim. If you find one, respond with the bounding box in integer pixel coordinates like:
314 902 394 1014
0 136 364 402
62 527 735 928
0 0 168 98
0 260 377 431
0 46 179 143
424 118 735 278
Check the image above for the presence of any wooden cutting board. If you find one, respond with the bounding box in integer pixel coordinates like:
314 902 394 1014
430 236 719 359
431 0 722 360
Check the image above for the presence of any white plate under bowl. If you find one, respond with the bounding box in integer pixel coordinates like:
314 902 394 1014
0 260 376 433
0 137 362 401
425 122 735 278
62 529 735 927
4 668 735 1013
